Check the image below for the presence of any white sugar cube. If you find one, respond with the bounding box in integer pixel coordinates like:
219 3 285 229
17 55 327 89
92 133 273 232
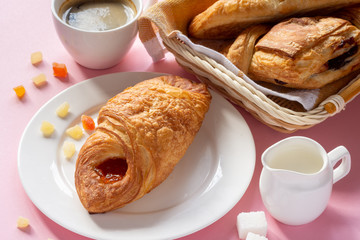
237 211 267 239
246 232 268 240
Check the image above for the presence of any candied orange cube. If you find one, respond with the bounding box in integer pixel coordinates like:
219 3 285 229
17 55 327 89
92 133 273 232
52 62 68 77
81 115 95 131
13 85 26 98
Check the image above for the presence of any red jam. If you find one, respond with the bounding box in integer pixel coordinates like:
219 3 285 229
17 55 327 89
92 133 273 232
94 158 128 183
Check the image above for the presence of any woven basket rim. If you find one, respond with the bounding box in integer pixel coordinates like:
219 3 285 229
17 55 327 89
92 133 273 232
160 34 351 132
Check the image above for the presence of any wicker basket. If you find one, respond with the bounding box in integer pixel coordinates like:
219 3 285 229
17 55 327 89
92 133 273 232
139 1 360 133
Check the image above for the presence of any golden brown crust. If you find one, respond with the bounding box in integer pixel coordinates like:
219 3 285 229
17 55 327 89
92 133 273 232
75 75 211 213
255 17 348 58
225 15 360 89
188 0 360 39
248 17 360 89
226 24 271 74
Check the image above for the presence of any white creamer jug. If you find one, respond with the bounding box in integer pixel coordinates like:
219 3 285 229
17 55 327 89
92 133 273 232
259 136 351 225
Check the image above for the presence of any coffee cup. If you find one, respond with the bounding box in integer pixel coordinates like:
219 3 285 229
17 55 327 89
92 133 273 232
51 0 154 69
259 136 351 225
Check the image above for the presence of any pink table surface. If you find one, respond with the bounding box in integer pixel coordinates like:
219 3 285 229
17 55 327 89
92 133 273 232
2 1 360 240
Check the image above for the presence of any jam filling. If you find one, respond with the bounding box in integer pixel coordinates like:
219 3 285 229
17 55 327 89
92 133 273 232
327 45 358 70
94 157 128 183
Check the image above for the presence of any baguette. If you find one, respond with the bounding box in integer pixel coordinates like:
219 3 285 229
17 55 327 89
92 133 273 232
188 0 360 39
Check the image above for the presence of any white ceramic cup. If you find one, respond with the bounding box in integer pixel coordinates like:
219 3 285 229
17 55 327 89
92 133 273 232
51 0 151 69
259 136 351 225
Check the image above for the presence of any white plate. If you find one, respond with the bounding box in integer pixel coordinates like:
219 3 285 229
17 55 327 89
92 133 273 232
18 72 255 240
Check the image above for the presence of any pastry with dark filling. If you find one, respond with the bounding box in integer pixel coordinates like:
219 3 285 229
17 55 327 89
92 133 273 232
75 75 211 213
228 16 360 89
188 0 360 39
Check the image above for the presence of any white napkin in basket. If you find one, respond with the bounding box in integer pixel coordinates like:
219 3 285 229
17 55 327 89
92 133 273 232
176 33 320 111
143 31 320 111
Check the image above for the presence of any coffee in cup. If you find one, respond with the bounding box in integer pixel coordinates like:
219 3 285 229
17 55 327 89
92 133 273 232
51 0 146 69
59 0 137 31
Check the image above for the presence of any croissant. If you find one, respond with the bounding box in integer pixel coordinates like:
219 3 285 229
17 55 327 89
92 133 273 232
188 0 360 39
226 16 360 89
75 75 211 213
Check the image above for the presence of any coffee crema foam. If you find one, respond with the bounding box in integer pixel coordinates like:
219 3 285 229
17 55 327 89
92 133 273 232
60 0 137 31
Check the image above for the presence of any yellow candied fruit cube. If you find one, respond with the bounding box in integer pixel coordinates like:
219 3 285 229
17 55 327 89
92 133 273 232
17 216 30 229
56 102 70 118
32 73 47 87
13 85 26 98
31 51 43 65
62 141 76 159
41 121 55 137
66 125 83 140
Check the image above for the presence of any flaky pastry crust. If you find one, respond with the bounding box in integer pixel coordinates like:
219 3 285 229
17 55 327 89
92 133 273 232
248 17 360 89
188 0 360 39
75 75 211 213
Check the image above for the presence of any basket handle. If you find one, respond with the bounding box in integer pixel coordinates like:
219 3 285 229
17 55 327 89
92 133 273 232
324 76 360 114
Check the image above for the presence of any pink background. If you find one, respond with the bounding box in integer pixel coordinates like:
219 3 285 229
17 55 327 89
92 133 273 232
1 0 360 239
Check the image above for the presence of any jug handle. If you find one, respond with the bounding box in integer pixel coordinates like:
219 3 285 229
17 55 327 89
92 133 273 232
328 146 351 184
